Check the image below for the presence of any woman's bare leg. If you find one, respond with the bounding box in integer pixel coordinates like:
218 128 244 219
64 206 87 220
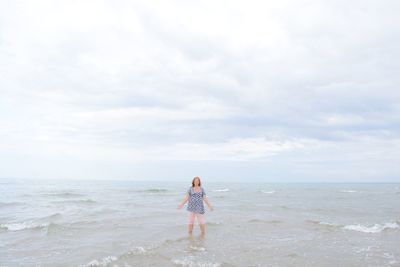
188 224 194 234
199 223 205 234
188 212 195 234
197 214 205 234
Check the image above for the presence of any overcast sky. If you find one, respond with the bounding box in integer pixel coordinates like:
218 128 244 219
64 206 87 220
0 0 399 182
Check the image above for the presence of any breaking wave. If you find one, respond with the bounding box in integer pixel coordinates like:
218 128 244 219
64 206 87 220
260 190 275 194
78 246 151 267
212 188 229 192
78 255 118 267
344 222 399 233
0 221 49 231
172 257 221 267
307 220 399 233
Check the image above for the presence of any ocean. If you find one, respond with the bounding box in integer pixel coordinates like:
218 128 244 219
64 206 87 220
0 178 399 267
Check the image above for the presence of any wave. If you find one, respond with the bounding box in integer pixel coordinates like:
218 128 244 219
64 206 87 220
79 246 150 267
248 219 283 224
318 221 340 227
188 245 206 252
0 214 96 233
172 256 221 267
308 220 331 225
129 188 169 193
78 242 222 267
127 188 170 194
158 235 212 251
212 188 229 192
40 192 86 198
79 244 220 267
0 221 70 233
307 220 343 230
50 199 97 204
344 222 399 233
339 190 358 193
307 220 399 233
123 246 148 256
78 255 118 267
260 190 275 194
0 221 49 231
145 188 168 193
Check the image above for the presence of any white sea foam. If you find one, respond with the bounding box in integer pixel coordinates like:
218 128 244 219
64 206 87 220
307 220 340 229
343 222 399 233
0 221 49 231
173 256 221 267
189 246 206 251
212 188 229 192
319 221 340 227
126 246 147 255
340 190 357 193
78 255 117 267
261 190 275 194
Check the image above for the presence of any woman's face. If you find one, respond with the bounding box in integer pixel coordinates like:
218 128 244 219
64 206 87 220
194 178 200 186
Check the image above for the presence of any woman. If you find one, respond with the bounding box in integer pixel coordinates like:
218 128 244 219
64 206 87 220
177 176 213 234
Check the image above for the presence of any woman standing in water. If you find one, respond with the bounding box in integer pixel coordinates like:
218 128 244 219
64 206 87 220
178 176 213 234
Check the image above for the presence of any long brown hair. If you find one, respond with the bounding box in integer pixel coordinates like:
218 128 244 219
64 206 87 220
192 176 201 187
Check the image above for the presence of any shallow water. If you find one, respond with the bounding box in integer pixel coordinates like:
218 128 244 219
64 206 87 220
0 179 399 266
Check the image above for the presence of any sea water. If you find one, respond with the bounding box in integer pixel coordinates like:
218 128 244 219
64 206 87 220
0 178 399 266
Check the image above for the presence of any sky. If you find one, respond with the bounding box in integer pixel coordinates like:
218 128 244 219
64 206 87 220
0 0 399 182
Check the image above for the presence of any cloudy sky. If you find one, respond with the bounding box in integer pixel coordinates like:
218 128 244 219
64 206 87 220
0 0 399 182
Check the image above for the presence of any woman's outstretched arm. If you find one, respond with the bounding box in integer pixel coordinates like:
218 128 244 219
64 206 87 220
177 194 189 209
203 196 214 211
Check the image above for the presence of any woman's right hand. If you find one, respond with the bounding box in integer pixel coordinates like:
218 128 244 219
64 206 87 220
177 204 183 209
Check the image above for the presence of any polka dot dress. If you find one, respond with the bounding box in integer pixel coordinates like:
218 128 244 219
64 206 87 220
186 186 206 214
